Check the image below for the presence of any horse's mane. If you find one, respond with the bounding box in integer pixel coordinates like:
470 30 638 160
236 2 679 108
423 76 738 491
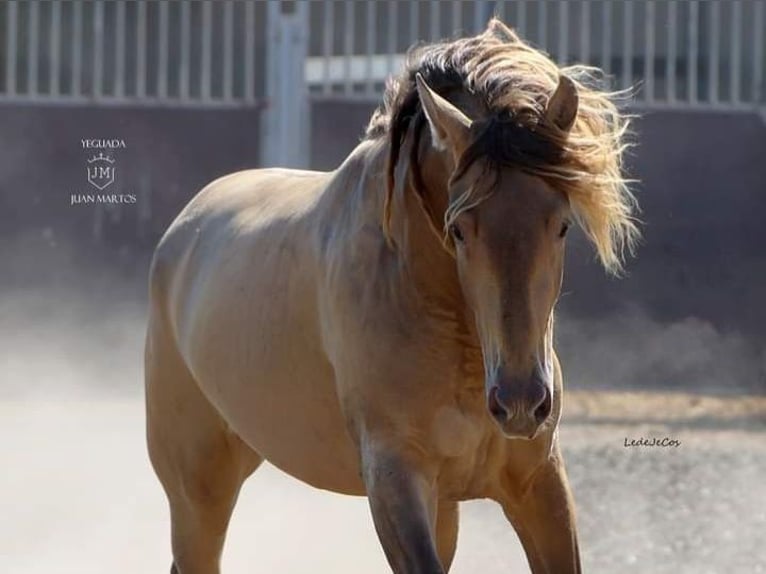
365 19 639 274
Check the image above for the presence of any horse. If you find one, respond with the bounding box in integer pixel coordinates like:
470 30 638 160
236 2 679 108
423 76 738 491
145 19 638 574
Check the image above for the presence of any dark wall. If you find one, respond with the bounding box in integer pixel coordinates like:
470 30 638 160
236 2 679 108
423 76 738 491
0 105 262 252
567 109 766 340
1 102 764 345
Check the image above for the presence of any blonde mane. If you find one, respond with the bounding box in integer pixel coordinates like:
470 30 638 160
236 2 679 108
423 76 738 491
366 19 640 274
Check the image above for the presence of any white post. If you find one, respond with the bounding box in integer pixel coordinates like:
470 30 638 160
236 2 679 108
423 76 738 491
261 1 310 168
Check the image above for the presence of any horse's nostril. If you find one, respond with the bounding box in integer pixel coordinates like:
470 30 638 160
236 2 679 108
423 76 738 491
533 388 552 424
488 386 508 421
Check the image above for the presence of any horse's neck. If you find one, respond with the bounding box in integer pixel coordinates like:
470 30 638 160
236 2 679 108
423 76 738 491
386 140 473 324
322 136 468 320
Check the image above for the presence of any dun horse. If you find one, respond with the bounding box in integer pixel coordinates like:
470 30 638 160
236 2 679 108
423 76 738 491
146 20 638 574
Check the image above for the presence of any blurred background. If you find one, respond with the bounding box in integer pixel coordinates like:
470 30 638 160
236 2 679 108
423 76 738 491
0 1 764 573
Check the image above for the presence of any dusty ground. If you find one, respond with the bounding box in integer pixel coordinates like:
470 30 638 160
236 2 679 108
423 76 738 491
1 391 764 574
563 391 766 574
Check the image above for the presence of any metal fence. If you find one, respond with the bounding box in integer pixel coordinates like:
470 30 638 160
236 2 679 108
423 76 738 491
3 0 764 111
306 0 766 111
0 0 268 107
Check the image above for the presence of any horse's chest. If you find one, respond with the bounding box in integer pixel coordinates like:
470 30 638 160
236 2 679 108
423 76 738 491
429 401 485 457
427 398 504 499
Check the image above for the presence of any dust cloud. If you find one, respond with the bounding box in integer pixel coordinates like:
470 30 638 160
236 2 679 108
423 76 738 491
557 305 766 395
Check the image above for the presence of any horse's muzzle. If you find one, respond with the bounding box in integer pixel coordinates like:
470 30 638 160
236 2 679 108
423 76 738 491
487 379 552 439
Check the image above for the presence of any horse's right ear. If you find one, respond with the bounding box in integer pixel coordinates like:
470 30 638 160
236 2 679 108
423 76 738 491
415 73 473 164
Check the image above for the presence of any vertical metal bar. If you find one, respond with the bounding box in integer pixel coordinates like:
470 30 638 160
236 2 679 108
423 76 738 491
261 0 279 166
538 1 547 49
322 0 333 94
688 0 699 103
115 1 126 98
5 0 17 95
708 0 719 104
201 0 212 101
28 0 40 96
753 0 764 102
180 0 191 100
601 0 612 74
387 0 397 75
294 1 310 167
473 0 483 33
622 0 633 90
365 0 375 95
730 0 742 104
223 0 233 100
344 0 354 94
430 0 440 41
496 0 506 21
645 1 655 103
158 0 169 99
93 0 103 98
136 0 146 98
557 1 569 64
579 0 590 64
517 1 527 36
244 0 255 102
50 0 62 96
667 0 677 102
72 0 82 97
409 1 419 48
452 0 462 33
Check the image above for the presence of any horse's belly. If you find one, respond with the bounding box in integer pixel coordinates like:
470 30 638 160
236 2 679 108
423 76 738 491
218 362 365 496
186 296 366 496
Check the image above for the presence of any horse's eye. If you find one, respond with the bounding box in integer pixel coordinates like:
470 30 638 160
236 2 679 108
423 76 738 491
559 222 570 238
449 224 465 243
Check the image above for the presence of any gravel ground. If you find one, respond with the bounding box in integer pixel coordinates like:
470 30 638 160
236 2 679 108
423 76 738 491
564 424 766 574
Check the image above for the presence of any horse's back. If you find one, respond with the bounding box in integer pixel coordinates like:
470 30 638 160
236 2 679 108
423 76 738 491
147 167 366 494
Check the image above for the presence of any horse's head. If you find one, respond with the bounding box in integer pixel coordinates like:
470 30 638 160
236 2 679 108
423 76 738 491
416 74 578 438
375 20 638 439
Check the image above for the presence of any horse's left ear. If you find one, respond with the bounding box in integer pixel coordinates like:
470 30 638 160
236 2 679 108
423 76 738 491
415 73 473 163
545 75 579 132
486 18 519 43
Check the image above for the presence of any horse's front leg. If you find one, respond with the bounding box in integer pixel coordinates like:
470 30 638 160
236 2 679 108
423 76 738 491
498 445 582 574
361 441 445 574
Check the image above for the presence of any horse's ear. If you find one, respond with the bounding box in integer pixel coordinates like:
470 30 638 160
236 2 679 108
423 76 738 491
415 73 472 163
545 75 579 132
486 18 519 43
